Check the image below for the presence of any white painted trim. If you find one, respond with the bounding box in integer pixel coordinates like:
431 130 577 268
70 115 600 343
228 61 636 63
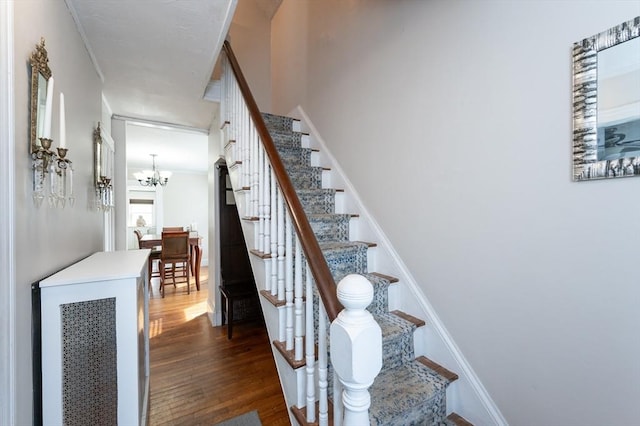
200 0 237 94
63 0 105 82
113 114 209 135
102 92 113 120
204 80 222 102
0 1 16 424
293 105 508 426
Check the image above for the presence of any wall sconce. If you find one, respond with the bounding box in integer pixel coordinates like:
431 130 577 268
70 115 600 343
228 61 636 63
32 139 75 208
94 123 114 211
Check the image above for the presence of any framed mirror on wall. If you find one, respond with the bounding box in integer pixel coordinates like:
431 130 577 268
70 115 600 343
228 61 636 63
29 38 51 154
573 16 640 181
94 123 114 211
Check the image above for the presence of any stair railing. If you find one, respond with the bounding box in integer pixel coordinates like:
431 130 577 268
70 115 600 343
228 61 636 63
220 41 381 425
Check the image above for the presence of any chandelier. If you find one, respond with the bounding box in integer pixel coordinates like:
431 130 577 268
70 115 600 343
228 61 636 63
134 154 172 187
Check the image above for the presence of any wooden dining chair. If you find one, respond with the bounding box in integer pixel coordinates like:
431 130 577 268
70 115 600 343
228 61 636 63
162 226 184 232
159 231 190 297
134 230 161 291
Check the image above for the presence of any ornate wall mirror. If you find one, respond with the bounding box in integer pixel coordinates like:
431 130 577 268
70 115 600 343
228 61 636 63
573 17 640 181
94 123 114 210
29 38 52 154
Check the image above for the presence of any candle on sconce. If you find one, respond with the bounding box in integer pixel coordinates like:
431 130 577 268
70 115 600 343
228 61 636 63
101 144 106 174
42 76 54 140
59 92 66 148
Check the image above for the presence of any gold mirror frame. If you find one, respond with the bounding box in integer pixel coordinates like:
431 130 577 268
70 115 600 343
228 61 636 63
572 17 640 180
29 38 52 154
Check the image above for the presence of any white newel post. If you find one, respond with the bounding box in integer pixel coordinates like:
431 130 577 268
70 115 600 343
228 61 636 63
330 274 382 426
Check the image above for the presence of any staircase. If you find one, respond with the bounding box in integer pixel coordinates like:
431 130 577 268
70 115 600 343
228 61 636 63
252 113 471 426
219 40 484 426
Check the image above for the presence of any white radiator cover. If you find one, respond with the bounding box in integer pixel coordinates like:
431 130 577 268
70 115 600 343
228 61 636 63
37 250 150 426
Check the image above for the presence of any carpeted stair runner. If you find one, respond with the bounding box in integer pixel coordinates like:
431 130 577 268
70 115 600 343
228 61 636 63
260 112 468 425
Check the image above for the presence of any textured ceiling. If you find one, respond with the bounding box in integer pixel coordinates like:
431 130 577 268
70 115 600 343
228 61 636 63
64 0 282 174
66 0 236 130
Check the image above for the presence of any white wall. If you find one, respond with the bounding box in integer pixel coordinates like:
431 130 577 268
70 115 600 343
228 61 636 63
229 0 272 111
271 1 640 424
13 1 103 423
162 171 210 265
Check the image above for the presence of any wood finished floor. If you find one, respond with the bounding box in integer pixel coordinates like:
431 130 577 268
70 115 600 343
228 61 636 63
148 267 290 425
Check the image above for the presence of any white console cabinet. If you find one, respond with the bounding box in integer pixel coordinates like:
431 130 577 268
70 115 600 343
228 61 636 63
36 250 150 426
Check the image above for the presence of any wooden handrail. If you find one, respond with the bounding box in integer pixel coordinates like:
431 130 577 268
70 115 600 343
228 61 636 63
222 41 343 321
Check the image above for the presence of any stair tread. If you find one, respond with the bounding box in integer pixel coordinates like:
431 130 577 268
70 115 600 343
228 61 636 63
417 356 459 382
390 310 426 327
370 272 399 283
291 401 334 426
318 240 370 251
260 289 285 307
307 213 352 219
249 249 271 259
273 339 306 370
296 188 336 194
375 311 418 338
447 412 474 426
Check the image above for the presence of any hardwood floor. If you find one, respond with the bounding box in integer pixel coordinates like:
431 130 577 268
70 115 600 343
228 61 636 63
148 267 290 425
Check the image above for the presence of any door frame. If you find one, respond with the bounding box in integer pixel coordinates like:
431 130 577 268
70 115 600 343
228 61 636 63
0 1 17 423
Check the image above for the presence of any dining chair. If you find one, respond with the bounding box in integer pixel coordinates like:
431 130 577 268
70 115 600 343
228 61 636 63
162 226 184 232
134 230 161 291
159 231 190 297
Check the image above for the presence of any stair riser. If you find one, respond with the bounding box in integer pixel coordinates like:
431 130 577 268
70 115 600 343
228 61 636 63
288 168 323 190
382 332 415 371
308 215 351 242
297 190 336 215
262 113 294 132
322 245 368 278
278 147 312 168
272 132 302 148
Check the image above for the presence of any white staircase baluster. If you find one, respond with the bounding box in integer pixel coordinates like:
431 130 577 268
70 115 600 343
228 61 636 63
251 121 259 220
276 189 285 300
250 120 259 247
305 264 316 423
318 296 329 426
258 144 265 253
294 236 303 361
285 211 294 351
264 160 271 257
269 169 277 294
242 106 250 215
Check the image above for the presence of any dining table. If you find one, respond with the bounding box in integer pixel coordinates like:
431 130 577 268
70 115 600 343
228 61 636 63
139 232 203 291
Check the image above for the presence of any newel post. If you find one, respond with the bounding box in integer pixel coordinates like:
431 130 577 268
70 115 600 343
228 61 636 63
330 274 382 425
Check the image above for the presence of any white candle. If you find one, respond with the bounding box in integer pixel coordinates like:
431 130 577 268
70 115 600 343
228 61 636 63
42 77 54 139
59 92 66 148
101 145 106 174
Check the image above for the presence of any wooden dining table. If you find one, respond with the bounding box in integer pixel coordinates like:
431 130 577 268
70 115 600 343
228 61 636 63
139 232 203 291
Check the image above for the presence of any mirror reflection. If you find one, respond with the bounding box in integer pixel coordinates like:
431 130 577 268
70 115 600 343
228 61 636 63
29 38 52 153
597 37 640 161
36 73 47 139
